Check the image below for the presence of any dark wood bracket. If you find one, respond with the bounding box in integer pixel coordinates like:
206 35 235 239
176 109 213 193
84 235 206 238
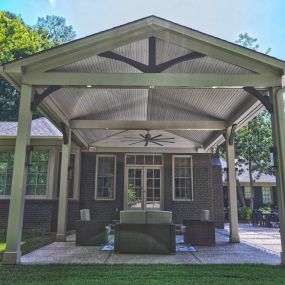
31 86 60 112
243 87 273 113
229 124 237 146
60 122 69 145
98 36 206 73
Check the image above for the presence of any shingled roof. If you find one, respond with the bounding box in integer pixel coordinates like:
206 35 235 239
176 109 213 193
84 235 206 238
0 117 62 137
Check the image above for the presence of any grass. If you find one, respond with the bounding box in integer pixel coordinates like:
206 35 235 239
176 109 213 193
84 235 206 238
0 264 285 285
0 230 55 262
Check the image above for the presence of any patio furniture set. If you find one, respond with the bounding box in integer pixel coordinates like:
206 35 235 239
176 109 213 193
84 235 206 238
252 209 280 228
75 209 215 254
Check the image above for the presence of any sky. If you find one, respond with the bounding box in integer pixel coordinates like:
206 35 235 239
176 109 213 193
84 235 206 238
0 0 284 60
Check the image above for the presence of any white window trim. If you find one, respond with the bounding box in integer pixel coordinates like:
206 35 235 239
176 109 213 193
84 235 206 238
172 155 194 201
125 153 163 166
262 186 273 204
0 148 52 199
95 154 116 201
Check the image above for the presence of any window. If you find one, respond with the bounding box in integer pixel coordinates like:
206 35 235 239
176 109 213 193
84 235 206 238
0 151 49 197
262 186 272 204
95 155 116 200
126 154 162 165
244 187 252 199
0 152 14 196
172 155 193 201
26 151 49 196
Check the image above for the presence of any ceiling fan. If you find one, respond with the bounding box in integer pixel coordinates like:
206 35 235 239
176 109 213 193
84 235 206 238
122 131 175 146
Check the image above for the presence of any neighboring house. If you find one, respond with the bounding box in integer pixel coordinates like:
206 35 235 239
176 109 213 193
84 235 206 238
221 160 277 209
0 118 225 231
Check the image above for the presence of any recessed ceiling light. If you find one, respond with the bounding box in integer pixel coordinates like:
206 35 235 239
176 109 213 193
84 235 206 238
149 85 155 89
86 85 92 88
212 86 217 89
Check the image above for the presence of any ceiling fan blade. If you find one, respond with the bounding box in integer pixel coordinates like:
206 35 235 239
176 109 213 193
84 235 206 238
145 140 149 146
152 137 175 140
139 134 145 138
151 141 163 146
124 136 141 139
153 140 175 143
129 139 145 145
151 134 162 139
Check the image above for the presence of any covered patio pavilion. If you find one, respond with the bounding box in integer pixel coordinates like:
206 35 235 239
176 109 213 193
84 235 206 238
1 16 285 265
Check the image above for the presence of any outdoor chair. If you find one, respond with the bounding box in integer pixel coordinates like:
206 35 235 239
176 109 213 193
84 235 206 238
75 211 107 246
252 209 266 227
183 219 215 246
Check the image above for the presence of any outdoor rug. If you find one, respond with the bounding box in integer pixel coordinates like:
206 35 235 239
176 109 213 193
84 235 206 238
100 236 197 252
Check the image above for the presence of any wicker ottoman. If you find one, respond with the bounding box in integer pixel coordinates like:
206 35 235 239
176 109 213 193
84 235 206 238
183 220 215 246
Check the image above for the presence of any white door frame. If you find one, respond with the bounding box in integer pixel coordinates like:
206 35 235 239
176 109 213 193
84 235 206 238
124 165 163 210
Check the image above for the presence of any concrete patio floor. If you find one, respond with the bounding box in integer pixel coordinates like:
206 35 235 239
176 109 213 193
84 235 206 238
21 224 281 265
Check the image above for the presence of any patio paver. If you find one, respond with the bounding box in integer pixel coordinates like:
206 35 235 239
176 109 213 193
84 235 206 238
21 225 281 265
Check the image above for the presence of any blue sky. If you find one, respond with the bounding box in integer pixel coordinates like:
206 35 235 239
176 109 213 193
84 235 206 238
1 0 284 60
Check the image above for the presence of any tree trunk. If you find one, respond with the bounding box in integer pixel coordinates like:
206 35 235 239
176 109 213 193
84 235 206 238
237 179 246 207
249 163 255 210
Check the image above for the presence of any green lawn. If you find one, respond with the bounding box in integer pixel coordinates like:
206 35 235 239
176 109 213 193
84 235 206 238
0 264 284 285
0 230 55 262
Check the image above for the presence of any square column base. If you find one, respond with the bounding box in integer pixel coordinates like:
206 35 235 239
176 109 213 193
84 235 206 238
56 233 66 242
230 234 240 243
2 251 21 265
281 252 285 265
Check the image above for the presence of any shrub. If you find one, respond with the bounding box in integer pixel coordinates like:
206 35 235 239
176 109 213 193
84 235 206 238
239 206 252 221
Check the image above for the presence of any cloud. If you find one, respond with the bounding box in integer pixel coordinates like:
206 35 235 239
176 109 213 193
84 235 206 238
48 0 56 7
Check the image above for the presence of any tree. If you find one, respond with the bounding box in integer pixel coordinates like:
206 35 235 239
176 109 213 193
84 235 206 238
0 12 77 121
0 11 51 121
235 111 273 209
235 32 271 55
34 15 76 46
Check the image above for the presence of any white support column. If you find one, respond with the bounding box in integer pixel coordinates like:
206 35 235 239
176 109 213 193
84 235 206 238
225 126 240 243
2 85 33 264
56 127 71 242
271 88 285 264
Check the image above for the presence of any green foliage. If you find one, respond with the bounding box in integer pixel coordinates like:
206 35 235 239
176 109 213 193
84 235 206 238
235 32 271 54
34 15 76 46
259 206 272 214
235 111 273 178
0 11 51 121
0 12 77 121
0 12 50 64
238 206 252 221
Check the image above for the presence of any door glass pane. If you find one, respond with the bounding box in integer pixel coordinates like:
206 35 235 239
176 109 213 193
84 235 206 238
128 168 143 209
146 168 160 209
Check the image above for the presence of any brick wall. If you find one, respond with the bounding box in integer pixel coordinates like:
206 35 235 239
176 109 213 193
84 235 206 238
0 199 79 232
163 153 220 224
79 152 124 222
79 152 223 226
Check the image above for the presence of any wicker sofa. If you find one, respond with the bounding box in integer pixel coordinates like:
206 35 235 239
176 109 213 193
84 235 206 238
114 210 176 254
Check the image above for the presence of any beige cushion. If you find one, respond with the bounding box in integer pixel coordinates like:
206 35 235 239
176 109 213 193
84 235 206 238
146 211 172 224
120 210 146 224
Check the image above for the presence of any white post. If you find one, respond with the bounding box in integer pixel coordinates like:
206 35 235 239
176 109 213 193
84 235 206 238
226 126 240 243
56 127 71 242
271 88 285 264
2 85 33 264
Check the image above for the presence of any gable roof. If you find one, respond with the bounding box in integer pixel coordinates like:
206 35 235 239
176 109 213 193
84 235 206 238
0 16 283 151
0 117 62 138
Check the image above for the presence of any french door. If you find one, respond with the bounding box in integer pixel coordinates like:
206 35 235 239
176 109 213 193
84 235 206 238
125 166 162 210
